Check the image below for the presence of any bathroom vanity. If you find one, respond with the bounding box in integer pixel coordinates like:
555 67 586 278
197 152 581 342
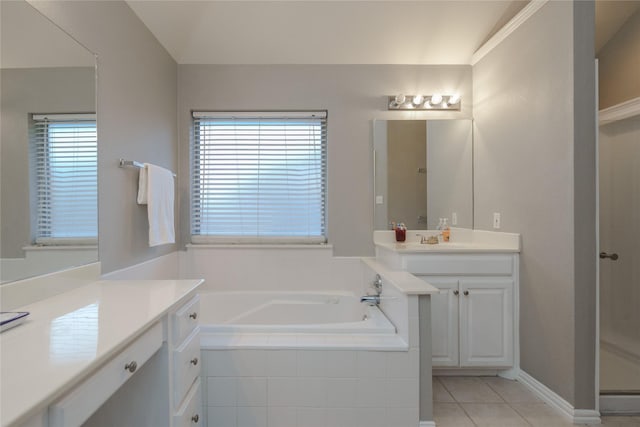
0 279 203 427
375 228 520 376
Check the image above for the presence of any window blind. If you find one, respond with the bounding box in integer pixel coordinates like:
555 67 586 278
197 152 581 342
191 112 327 244
32 114 97 244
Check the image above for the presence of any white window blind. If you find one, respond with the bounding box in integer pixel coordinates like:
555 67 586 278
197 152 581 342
191 112 327 244
32 114 97 244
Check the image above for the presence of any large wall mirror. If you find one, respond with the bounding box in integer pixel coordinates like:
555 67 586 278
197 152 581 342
373 119 473 230
1 0 98 283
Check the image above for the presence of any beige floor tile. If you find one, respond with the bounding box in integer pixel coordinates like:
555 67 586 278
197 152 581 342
433 403 475 427
482 377 542 403
510 402 575 426
433 377 456 402
601 415 640 426
461 403 529 426
439 376 504 403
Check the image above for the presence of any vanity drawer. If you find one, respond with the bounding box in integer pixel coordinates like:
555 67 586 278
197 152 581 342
173 295 200 345
49 322 163 427
174 328 201 407
403 254 514 276
174 378 202 427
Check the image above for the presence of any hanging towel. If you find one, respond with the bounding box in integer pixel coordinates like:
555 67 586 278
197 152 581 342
137 163 175 247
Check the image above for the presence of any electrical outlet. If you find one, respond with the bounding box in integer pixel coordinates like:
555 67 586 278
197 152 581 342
452 212 458 225
375 195 384 205
493 212 501 229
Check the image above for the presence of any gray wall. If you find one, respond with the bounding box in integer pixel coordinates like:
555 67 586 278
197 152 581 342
28 0 178 274
473 1 596 408
0 67 95 257
598 9 640 110
178 65 472 255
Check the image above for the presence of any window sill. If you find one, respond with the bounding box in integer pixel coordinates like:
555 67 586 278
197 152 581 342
185 243 333 250
23 245 98 252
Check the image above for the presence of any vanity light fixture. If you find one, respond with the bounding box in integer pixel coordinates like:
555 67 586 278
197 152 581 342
429 94 443 106
387 94 461 111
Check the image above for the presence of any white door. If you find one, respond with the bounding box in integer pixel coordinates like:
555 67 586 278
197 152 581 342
599 115 640 395
459 278 513 367
424 277 459 367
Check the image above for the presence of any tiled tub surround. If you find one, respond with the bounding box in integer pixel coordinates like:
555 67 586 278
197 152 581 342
199 260 437 427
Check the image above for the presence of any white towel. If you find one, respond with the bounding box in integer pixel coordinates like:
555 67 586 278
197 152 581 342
137 163 175 247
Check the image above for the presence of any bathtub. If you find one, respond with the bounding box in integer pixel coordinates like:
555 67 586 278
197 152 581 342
198 291 396 335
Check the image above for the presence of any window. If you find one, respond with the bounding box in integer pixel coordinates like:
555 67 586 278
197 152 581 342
191 112 327 244
32 114 97 244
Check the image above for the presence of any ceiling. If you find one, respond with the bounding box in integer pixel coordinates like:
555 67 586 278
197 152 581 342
125 0 528 65
1 0 94 68
124 0 639 65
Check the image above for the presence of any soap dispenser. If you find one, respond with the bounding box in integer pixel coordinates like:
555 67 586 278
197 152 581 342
442 218 450 242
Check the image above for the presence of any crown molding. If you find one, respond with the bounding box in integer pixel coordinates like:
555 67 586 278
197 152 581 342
471 0 549 65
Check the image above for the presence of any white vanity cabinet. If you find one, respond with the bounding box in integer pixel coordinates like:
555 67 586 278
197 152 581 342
170 295 202 427
425 276 514 368
0 279 204 427
375 231 520 374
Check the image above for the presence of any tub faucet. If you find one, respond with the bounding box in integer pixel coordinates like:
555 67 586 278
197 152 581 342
373 274 383 294
360 295 381 306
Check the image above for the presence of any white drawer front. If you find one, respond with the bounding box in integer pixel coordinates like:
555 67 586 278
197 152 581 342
49 322 163 427
173 295 200 345
174 378 202 427
404 254 513 276
174 328 201 407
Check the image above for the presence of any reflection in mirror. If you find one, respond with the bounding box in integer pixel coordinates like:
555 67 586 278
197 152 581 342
373 120 473 230
0 0 97 283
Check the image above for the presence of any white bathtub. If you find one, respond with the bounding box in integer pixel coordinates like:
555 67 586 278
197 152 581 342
198 291 396 335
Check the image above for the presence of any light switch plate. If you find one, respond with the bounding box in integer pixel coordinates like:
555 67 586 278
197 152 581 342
493 212 501 229
375 195 384 205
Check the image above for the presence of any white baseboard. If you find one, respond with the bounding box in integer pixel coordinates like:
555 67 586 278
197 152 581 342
517 370 601 424
419 422 436 427
600 395 640 414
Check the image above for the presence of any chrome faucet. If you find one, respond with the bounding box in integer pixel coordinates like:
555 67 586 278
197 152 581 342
360 295 381 306
372 274 383 294
361 274 383 305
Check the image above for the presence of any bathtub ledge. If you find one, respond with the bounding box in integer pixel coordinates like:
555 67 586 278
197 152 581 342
200 332 408 351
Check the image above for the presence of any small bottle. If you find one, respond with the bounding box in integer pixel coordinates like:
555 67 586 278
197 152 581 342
442 218 450 242
436 218 444 242
395 223 406 242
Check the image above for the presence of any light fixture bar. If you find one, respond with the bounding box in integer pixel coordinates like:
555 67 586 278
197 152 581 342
387 94 461 111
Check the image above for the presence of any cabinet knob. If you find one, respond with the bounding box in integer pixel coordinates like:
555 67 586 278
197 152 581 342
124 361 137 373
463 290 469 296
453 290 459 296
191 414 200 423
190 357 199 366
189 312 198 320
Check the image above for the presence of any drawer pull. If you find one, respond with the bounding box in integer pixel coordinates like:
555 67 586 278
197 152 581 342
453 290 459 296
191 414 200 423
463 290 469 296
124 361 138 373
190 357 199 366
189 312 198 320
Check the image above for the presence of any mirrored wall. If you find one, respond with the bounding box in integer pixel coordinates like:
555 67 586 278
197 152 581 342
373 119 473 230
0 0 98 283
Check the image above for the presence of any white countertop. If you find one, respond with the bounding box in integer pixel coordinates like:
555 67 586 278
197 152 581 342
0 279 203 427
374 228 521 254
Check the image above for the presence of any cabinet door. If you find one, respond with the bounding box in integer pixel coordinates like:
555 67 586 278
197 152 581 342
459 278 513 367
422 277 459 367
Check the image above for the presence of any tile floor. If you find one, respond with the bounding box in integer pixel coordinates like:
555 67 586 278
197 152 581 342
433 376 640 426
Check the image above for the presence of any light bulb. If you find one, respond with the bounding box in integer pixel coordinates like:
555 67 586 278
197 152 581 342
395 94 406 105
430 94 443 105
447 94 461 105
412 95 424 106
